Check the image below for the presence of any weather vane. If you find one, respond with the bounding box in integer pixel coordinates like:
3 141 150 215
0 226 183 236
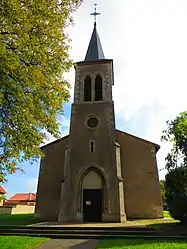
90 3 100 26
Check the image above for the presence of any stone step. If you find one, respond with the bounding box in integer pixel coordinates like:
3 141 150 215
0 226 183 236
0 225 181 231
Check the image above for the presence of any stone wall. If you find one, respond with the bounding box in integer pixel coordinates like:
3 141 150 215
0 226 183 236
35 136 68 221
117 130 163 219
0 206 12 214
0 205 35 214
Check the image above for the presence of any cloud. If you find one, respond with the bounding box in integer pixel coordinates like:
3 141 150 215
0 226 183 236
64 0 187 180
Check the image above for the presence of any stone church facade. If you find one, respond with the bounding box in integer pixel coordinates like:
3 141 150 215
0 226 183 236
35 22 163 223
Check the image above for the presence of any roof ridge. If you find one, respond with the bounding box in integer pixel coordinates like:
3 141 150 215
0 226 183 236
116 129 160 152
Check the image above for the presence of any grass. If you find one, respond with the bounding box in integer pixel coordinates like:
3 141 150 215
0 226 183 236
96 211 187 249
128 217 176 226
124 210 184 229
0 213 41 226
0 236 50 249
0 214 48 248
163 211 171 218
126 214 179 229
97 239 187 249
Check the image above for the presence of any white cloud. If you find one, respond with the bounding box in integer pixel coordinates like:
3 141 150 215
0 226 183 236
41 133 55 145
64 69 75 102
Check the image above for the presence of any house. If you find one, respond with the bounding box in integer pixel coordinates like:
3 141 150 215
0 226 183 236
4 193 36 206
0 186 6 206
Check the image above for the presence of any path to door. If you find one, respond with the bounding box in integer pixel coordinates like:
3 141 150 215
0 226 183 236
36 239 98 249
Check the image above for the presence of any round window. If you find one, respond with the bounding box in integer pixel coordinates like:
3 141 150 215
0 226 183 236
87 117 99 128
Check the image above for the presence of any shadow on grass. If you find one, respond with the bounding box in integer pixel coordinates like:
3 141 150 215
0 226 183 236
146 221 187 230
0 213 41 225
97 239 187 249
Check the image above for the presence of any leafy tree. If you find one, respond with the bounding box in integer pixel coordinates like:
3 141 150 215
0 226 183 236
160 179 166 204
162 112 187 222
0 0 82 182
161 111 187 171
165 167 187 222
0 194 6 202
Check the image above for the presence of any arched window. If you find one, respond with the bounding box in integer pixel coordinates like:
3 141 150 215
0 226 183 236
95 75 102 101
84 76 91 102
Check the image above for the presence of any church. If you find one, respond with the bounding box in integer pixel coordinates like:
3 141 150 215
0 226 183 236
35 9 163 223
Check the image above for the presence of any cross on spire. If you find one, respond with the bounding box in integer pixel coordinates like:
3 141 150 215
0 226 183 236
90 3 100 27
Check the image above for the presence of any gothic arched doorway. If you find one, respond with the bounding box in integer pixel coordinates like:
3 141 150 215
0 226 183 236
78 167 106 222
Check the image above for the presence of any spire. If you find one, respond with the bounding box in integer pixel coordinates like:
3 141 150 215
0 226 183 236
84 4 105 61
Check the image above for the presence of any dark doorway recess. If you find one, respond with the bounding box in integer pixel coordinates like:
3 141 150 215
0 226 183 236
83 189 102 222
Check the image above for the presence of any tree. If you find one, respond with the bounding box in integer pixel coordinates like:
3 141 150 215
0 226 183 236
162 111 187 222
160 179 166 204
0 0 82 182
165 167 187 222
161 111 187 171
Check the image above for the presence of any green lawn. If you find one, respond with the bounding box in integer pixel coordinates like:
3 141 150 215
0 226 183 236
97 239 187 249
163 211 171 218
0 214 47 248
0 236 49 249
0 213 41 225
96 211 186 249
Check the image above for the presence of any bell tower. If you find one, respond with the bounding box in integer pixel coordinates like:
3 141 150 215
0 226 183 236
58 4 126 223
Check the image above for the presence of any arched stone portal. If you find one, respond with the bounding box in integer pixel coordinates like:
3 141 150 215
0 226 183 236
82 170 102 189
77 166 107 222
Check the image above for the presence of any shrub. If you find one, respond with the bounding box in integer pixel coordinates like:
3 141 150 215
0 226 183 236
167 196 187 222
165 167 187 223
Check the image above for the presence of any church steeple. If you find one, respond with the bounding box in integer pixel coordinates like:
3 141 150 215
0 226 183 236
84 4 105 61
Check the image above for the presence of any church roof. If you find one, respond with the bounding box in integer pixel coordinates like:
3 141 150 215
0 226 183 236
41 135 69 149
84 24 105 61
41 131 160 152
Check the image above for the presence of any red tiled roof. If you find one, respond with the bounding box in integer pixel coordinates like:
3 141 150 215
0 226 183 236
4 200 35 206
0 186 6 194
8 193 36 201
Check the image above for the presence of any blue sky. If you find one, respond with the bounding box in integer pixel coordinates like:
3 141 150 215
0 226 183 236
3 0 187 198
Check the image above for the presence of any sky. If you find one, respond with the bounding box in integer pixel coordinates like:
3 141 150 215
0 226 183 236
3 0 187 198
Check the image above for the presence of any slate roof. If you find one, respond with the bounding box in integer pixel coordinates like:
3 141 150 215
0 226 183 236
85 24 105 61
